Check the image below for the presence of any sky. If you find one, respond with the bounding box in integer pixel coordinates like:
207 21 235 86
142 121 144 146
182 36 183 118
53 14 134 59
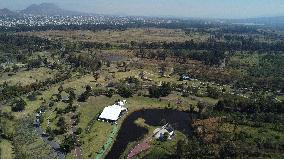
1 0 284 19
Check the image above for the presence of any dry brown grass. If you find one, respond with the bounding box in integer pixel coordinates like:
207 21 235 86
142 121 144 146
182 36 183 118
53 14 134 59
18 28 209 44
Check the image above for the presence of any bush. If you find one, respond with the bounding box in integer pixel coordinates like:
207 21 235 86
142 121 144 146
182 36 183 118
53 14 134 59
60 135 76 153
149 82 172 98
106 89 115 98
75 128 83 135
11 98 26 112
117 85 133 98
78 92 90 102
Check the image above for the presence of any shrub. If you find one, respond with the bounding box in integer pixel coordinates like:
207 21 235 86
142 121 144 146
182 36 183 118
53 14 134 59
117 85 133 98
11 98 26 112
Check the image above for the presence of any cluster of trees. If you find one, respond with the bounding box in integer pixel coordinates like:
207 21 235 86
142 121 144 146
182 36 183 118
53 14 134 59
232 54 284 92
215 94 284 114
13 117 57 158
0 71 72 101
173 85 284 158
175 137 215 158
131 39 284 52
148 82 172 98
116 76 141 98
67 53 102 72
0 34 59 53
10 97 26 112
78 85 93 102
135 48 226 66
60 134 78 153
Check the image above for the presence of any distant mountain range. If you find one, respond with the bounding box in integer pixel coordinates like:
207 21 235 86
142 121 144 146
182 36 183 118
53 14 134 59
1 3 284 26
0 3 89 16
0 8 17 16
20 3 87 16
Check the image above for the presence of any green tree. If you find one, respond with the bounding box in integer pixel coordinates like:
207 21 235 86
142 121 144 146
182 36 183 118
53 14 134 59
60 135 76 153
117 85 133 98
11 98 26 112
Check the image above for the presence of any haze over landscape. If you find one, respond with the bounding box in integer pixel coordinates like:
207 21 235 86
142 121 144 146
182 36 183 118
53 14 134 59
0 1 284 159
1 0 284 18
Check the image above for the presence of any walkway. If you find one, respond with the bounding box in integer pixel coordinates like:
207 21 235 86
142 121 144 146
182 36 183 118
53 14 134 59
127 138 151 159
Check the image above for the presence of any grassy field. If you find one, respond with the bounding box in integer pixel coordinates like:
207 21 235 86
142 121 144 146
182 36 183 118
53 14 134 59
0 139 14 159
12 65 219 158
0 67 58 86
0 55 220 159
18 28 209 44
277 96 284 101
142 131 186 159
75 93 199 159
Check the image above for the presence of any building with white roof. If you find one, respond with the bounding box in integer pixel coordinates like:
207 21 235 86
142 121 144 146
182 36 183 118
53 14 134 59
98 100 127 122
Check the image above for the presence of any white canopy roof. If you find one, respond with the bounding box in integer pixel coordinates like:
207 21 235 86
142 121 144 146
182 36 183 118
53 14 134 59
99 104 127 121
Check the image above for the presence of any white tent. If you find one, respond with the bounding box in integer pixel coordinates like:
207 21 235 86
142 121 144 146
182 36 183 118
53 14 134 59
98 103 127 122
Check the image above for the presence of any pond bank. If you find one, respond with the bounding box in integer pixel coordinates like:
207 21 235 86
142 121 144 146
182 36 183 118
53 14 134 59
106 109 194 158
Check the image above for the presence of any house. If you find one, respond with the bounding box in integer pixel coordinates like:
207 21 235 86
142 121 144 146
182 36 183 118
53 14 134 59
153 123 174 140
98 100 127 123
180 74 191 81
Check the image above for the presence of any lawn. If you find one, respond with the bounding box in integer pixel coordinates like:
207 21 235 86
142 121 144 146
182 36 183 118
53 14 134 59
73 96 119 159
277 95 284 101
75 95 174 159
1 62 220 159
0 139 14 159
0 67 58 86
142 131 186 159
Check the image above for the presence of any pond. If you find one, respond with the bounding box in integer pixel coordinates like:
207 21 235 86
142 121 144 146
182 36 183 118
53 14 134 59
105 109 194 158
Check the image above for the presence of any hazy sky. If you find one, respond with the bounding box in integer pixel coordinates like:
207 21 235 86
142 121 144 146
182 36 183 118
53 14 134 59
1 0 284 18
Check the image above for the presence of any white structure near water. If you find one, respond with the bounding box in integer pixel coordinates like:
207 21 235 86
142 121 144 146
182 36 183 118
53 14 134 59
98 100 127 123
153 123 174 140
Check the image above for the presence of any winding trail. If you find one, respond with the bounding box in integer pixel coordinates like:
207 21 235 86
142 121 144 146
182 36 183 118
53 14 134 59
71 112 83 159
35 125 65 159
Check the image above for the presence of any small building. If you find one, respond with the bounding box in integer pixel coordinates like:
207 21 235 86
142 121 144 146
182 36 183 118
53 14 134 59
98 100 127 123
180 74 191 81
153 124 174 140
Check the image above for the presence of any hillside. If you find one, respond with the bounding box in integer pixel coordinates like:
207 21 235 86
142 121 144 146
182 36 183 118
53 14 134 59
20 3 85 16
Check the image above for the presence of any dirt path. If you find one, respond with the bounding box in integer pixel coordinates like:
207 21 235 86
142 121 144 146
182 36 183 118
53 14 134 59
35 124 65 159
71 112 83 159
127 138 152 159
